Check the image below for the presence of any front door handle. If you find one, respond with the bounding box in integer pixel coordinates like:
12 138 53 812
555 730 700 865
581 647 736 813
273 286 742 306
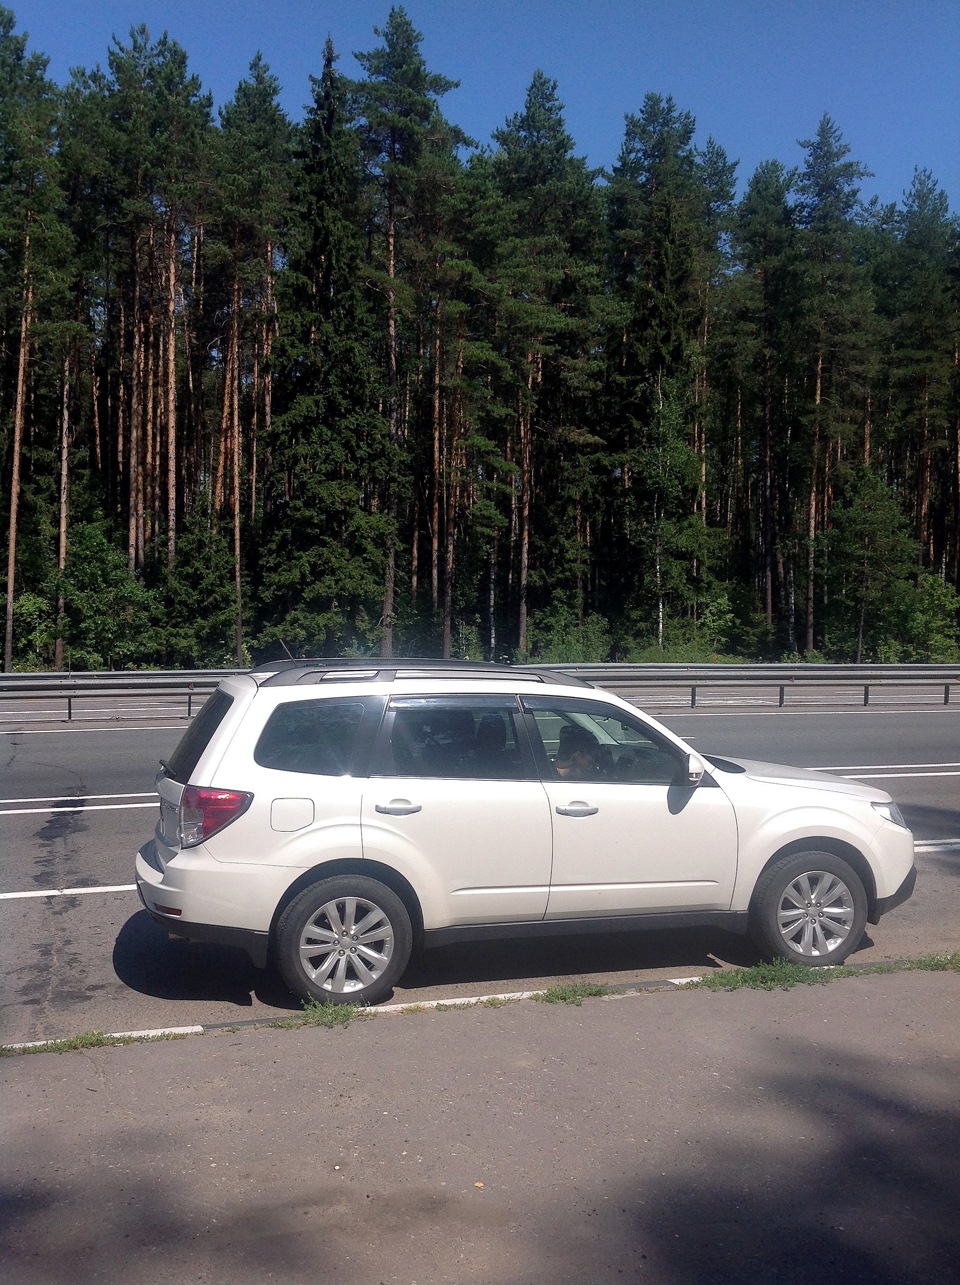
555 802 599 817
375 799 423 816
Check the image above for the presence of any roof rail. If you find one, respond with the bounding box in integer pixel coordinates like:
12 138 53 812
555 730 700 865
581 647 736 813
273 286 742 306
251 658 592 688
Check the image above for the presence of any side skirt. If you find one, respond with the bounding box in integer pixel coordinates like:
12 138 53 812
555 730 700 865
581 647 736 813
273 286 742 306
423 910 750 951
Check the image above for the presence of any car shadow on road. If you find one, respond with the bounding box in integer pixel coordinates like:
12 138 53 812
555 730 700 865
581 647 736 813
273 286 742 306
394 925 763 995
112 910 299 1012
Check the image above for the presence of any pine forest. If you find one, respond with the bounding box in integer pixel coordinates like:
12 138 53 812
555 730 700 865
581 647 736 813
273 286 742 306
2 5 959 672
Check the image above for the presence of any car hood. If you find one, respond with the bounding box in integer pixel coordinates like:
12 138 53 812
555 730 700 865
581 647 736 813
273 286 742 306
704 754 890 802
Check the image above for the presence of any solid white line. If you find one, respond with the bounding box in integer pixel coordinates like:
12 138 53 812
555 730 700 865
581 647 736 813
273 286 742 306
0 884 137 900
0 792 155 805
0 725 186 736
842 770 960 780
0 802 157 817
822 762 960 771
915 839 960 852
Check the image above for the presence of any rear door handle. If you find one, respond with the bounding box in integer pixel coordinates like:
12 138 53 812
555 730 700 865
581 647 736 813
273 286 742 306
375 799 423 816
555 802 599 817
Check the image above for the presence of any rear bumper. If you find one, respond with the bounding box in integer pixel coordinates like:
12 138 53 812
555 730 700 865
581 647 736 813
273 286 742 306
870 863 917 924
136 842 272 968
136 881 270 968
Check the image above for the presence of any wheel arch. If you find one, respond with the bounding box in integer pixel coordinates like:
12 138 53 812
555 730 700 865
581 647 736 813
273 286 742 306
269 859 425 952
759 837 878 915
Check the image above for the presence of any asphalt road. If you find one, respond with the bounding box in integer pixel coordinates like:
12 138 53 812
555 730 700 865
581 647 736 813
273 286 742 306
3 972 958 1283
2 699 959 1045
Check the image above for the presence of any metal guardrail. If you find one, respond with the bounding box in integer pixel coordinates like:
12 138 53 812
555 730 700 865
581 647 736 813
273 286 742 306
532 663 960 708
1 663 959 720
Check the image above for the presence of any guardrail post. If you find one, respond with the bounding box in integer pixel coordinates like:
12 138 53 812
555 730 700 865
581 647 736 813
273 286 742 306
67 696 73 722
779 685 785 707
690 685 697 708
863 685 870 706
188 692 193 718
946 685 951 706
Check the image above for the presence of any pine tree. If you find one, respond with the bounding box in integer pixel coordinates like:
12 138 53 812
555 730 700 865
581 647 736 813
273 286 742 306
488 70 605 654
794 114 874 652
260 37 389 655
212 54 292 661
1 7 71 670
350 6 463 656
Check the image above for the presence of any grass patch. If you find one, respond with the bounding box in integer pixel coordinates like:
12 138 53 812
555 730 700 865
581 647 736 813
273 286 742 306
690 952 960 993
271 998 366 1030
533 981 609 1006
298 998 364 1027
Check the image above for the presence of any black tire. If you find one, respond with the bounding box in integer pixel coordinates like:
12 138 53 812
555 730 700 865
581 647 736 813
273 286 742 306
276 875 412 1005
750 851 868 966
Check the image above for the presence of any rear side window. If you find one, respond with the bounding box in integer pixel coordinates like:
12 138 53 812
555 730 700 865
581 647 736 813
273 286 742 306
255 700 366 776
374 696 526 779
164 689 234 784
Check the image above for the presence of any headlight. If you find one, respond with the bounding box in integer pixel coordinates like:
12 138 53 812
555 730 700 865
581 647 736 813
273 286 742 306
872 800 907 829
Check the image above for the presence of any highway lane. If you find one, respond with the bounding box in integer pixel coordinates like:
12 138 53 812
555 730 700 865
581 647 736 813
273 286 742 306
2 705 958 1045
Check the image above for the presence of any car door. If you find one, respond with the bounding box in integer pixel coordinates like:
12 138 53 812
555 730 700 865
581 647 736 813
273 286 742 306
521 695 738 918
361 695 553 928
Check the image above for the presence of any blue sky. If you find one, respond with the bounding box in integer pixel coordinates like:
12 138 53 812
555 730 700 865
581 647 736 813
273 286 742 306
10 0 960 211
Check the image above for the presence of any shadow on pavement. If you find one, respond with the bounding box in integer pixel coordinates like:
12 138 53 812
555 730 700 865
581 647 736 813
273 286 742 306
112 910 298 1012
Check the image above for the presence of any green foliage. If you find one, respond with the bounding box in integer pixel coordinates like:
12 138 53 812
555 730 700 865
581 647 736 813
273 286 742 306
902 574 960 662
523 598 612 663
822 469 919 662
1 8 958 672
59 524 161 669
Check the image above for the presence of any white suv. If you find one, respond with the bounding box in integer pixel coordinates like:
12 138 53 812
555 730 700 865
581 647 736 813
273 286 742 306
136 660 916 1004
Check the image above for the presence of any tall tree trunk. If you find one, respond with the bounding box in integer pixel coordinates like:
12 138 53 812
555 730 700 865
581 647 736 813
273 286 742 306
517 351 540 656
380 180 399 659
128 243 143 573
165 220 178 575
805 350 823 654
431 299 442 616
4 246 33 673
441 333 464 658
54 352 72 670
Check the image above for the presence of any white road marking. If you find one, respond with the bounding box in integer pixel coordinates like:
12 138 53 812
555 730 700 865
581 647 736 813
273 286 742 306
0 792 156 805
0 884 137 900
821 762 960 771
0 725 186 736
0 802 157 816
841 770 960 779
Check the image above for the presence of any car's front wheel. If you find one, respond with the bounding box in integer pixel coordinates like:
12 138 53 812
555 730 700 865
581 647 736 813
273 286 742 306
750 851 868 966
276 875 413 1005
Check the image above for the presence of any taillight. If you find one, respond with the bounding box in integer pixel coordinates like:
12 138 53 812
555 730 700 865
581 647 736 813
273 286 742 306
178 786 252 847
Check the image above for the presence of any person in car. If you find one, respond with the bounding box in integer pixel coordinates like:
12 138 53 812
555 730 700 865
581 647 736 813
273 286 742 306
553 725 600 779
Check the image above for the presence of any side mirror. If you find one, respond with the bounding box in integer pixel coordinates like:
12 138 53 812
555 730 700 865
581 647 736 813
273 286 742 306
685 753 706 786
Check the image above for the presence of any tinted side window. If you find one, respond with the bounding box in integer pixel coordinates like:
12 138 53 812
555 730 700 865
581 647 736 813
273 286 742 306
255 700 366 776
522 696 682 785
375 697 525 780
164 689 233 784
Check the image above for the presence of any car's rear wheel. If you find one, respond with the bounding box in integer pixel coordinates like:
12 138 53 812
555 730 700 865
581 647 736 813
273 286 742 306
750 851 867 966
276 875 412 1005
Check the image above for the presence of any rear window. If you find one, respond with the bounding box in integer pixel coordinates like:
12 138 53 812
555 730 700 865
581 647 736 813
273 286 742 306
163 689 234 784
254 700 366 776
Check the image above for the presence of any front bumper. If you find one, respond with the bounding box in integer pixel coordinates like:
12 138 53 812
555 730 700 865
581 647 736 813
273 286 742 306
870 863 917 923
